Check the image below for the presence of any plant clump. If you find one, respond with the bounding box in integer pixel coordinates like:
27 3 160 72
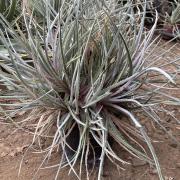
0 1 179 180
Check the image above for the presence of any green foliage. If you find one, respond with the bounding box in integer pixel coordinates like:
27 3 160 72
170 3 180 24
0 0 19 21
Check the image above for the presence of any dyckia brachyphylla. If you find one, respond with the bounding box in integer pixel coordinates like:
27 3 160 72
0 1 179 180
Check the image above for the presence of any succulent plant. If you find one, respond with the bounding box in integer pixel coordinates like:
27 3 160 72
169 2 180 36
0 1 179 180
152 0 180 39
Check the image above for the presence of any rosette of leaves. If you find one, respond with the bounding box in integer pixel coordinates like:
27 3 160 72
169 1 180 24
155 0 180 39
169 2 180 37
0 0 179 180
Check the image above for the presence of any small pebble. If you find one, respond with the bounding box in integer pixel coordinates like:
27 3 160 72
176 163 180 168
0 152 8 158
169 142 178 148
24 160 28 164
102 172 110 177
164 177 174 180
149 168 158 175
156 130 165 135
132 158 147 167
